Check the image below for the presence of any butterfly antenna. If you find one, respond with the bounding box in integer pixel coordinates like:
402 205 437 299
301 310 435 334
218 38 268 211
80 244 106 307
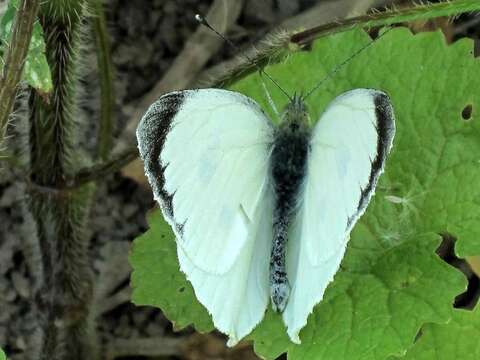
195 14 292 101
303 26 394 100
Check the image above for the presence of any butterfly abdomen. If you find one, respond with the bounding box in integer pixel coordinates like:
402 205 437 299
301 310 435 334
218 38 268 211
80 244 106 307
269 104 310 312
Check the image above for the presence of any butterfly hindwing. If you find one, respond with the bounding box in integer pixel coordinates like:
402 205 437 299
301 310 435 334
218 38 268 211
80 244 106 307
178 188 274 346
136 88 275 345
283 89 395 342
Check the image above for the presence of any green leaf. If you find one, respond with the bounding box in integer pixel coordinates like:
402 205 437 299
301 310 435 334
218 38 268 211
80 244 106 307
0 347 5 360
129 210 213 333
399 307 480 359
0 0 52 93
253 234 464 359
130 28 479 359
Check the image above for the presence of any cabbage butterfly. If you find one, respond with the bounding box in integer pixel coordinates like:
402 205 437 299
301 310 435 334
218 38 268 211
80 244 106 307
136 22 395 346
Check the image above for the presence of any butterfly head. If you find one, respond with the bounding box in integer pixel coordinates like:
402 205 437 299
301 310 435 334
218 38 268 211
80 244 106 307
279 92 311 133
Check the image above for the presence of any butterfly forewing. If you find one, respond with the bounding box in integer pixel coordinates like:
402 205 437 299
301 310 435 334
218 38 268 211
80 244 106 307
136 89 276 345
283 89 395 342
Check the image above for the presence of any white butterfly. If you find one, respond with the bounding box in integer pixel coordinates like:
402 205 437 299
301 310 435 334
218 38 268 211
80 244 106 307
136 87 395 346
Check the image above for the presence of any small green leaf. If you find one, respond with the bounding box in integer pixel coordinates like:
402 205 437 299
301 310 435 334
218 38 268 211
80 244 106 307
130 27 479 359
0 0 52 92
129 211 213 333
0 347 6 360
399 307 480 359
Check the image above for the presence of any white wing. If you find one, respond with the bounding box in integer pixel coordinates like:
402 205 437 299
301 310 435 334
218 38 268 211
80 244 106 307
136 88 274 344
178 187 274 346
283 89 395 342
137 88 274 274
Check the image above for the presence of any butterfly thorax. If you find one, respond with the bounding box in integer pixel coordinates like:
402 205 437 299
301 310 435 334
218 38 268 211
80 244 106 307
277 95 310 133
269 96 311 312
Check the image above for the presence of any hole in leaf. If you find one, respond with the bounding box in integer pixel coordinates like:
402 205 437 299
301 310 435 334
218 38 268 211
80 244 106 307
437 234 480 309
178 287 185 293
462 104 473 120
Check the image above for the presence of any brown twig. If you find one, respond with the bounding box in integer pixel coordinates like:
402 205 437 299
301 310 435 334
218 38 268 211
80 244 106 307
105 337 183 360
0 0 40 143
67 147 138 188
93 242 132 316
98 286 132 315
279 0 390 31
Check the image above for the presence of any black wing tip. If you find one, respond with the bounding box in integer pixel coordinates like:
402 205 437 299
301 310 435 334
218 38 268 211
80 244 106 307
135 91 186 227
137 92 186 137
373 92 395 126
354 91 396 214
136 91 186 158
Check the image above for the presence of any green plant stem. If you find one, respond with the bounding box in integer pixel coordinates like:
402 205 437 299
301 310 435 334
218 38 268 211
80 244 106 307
28 1 98 359
67 146 138 188
91 0 115 161
0 0 40 143
290 0 480 45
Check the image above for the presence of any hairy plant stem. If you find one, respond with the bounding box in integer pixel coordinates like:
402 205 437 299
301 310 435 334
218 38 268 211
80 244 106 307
290 0 480 45
27 1 97 359
0 0 40 145
91 0 115 161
